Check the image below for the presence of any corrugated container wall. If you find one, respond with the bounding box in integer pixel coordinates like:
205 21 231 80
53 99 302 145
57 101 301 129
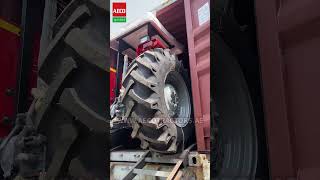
256 0 320 178
157 0 210 152
184 0 210 152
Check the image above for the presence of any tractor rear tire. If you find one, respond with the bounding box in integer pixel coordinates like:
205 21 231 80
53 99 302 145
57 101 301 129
37 1 108 178
213 35 258 178
120 49 193 153
1 1 109 179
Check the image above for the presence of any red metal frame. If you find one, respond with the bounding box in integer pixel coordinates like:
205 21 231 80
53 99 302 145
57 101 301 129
136 38 166 56
0 0 21 139
0 0 41 137
0 22 20 137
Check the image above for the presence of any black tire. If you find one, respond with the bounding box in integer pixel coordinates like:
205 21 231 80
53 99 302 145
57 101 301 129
120 48 193 153
213 35 258 179
31 0 107 178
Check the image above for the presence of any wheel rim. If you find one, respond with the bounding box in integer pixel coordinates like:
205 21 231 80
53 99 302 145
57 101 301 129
165 71 191 128
164 84 179 117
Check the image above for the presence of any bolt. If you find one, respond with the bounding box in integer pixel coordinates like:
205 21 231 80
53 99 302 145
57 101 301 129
2 116 11 125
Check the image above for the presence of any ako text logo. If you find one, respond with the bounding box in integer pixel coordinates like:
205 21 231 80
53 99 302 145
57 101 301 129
112 2 126 23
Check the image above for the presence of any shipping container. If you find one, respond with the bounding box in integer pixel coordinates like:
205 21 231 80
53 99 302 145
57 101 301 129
157 0 211 153
109 0 210 179
256 0 320 178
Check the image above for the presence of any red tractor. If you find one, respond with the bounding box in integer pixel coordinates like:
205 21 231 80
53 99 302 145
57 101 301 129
110 13 194 154
0 0 108 179
109 2 211 178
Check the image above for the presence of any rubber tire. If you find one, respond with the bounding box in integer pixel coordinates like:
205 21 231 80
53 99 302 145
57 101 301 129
120 48 193 153
35 0 108 178
213 35 258 179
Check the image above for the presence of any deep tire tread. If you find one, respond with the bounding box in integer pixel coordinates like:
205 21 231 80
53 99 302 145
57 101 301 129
120 49 191 153
35 1 108 178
